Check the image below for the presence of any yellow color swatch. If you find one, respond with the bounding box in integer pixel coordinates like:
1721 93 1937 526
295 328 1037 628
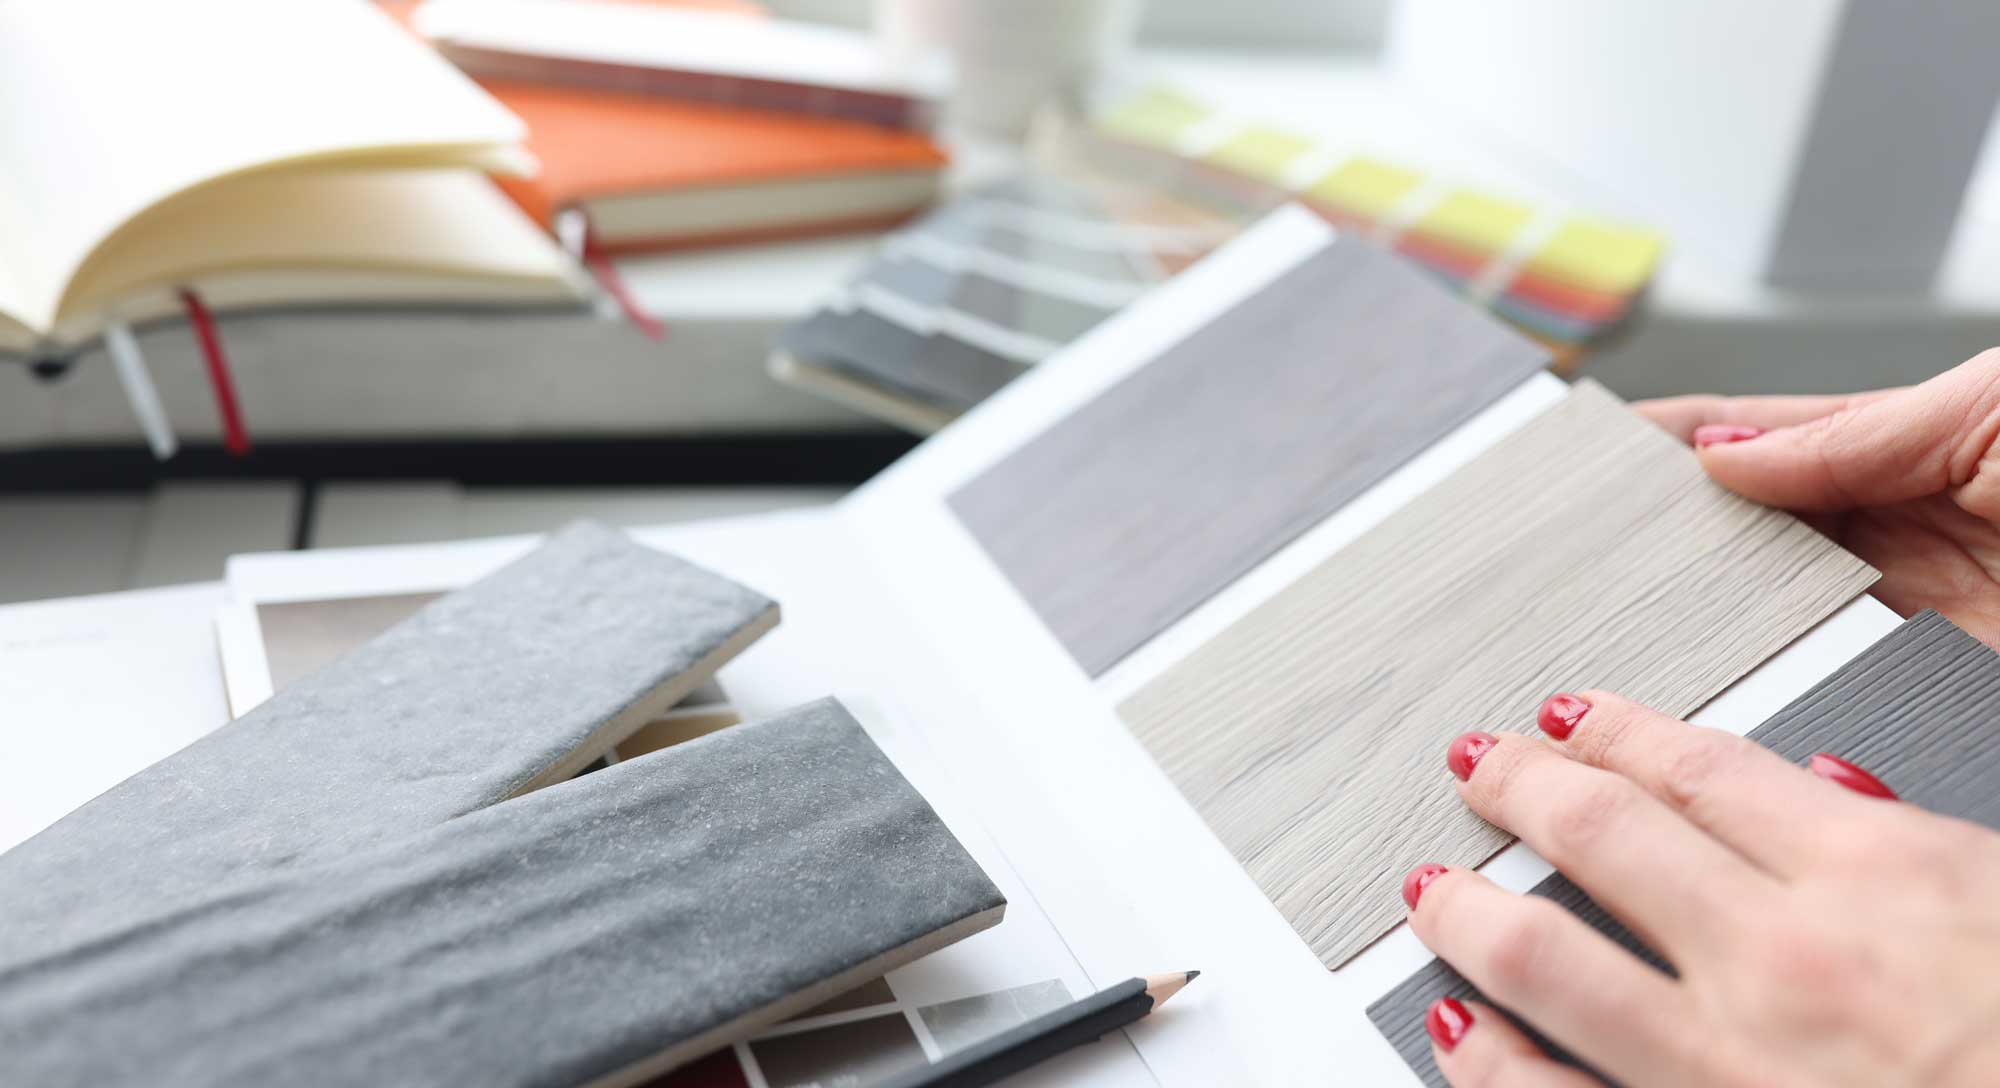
1304 157 1425 222
1095 87 1214 150
1525 217 1666 295
1202 126 1318 184
1413 190 1535 254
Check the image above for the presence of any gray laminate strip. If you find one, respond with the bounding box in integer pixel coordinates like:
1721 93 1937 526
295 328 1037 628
1120 381 1877 967
1365 611 2000 1086
0 521 778 966
947 272 1111 343
861 256 960 310
949 234 1551 676
779 309 1029 411
0 698 1007 1088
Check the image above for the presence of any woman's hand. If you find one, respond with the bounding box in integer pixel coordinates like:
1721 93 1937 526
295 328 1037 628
1636 348 2000 646
1401 693 2000 1087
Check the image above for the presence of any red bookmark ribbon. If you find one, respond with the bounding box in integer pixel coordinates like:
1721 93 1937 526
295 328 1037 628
179 289 251 456
581 235 666 341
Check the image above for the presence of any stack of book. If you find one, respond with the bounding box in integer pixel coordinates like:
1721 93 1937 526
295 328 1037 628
1 0 952 458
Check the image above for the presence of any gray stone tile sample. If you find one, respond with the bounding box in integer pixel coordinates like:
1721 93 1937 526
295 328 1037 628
1122 382 1877 967
949 235 1551 676
0 698 1006 1087
1366 610 2000 1087
0 520 778 971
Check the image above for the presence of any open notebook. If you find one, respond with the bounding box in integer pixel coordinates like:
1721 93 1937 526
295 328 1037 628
0 0 580 356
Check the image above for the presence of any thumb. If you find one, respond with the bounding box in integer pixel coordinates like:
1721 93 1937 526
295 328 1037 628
1694 350 2000 514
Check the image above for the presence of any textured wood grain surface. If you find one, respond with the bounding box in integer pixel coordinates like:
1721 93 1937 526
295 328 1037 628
1366 611 2000 1086
949 236 1550 676
1121 381 1877 967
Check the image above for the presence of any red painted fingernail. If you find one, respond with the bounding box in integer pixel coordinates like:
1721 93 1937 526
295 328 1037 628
1809 753 1898 800
1693 423 1764 448
1447 732 1496 781
1402 863 1448 909
1537 693 1592 740
1426 997 1473 1052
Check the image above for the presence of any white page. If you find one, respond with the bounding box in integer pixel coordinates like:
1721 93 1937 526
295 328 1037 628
61 170 574 319
0 0 525 331
0 583 232 855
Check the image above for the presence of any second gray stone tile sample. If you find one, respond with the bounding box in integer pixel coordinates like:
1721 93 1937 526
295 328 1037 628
1122 381 1877 967
1365 610 2000 1087
948 233 1551 676
0 698 1006 1088
0 519 778 969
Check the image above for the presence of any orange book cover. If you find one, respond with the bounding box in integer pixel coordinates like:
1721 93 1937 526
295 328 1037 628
482 77 946 241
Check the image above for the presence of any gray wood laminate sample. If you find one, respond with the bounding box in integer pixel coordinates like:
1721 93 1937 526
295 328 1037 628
1121 382 1877 967
948 235 1551 676
0 520 777 970
0 697 1006 1088
1365 610 2000 1087
779 308 1028 412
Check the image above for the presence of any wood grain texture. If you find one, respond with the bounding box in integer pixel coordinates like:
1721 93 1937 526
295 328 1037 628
1365 611 2000 1087
1121 381 1877 967
950 236 1550 675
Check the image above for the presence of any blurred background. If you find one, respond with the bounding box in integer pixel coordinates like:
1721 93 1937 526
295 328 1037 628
1 0 1995 604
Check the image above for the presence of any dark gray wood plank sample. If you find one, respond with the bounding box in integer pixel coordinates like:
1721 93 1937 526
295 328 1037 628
1366 611 1999 1086
0 698 1007 1088
1122 382 1877 967
948 234 1551 676
0 520 777 969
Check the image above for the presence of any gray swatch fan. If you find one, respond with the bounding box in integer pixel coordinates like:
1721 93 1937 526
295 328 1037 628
771 173 1173 430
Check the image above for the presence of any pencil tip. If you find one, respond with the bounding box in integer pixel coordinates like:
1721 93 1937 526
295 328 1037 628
1144 970 1201 1007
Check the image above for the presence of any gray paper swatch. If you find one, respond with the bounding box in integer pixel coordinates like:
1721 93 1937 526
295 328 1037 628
0 698 1007 1087
0 520 777 968
1122 381 1877 966
1366 610 2000 1086
949 235 1551 676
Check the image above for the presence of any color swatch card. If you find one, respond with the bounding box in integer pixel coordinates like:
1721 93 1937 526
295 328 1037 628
1365 611 2000 1086
950 232 1549 677
1120 381 1875 966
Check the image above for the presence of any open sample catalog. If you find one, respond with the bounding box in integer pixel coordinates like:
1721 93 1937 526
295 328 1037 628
204 206 1999 1084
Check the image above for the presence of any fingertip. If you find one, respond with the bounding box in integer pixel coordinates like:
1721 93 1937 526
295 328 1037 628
1430 1000 1598 1088
1425 996 1474 1052
1402 862 1451 910
1692 423 1764 448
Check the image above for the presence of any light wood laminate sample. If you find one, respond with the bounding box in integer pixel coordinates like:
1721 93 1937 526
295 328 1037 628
1122 381 1876 967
